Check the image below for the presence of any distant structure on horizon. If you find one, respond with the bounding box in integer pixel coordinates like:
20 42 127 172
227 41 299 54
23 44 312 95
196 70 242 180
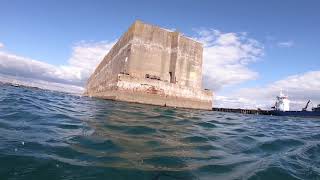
84 20 213 110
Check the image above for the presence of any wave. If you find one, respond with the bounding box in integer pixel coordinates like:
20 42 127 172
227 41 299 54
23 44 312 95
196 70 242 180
0 84 320 179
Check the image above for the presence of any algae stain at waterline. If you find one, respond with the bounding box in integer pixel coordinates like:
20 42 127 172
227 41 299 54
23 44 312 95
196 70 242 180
84 20 213 110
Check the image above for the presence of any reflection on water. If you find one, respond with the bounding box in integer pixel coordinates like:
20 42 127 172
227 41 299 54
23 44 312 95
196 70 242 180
0 84 320 180
81 104 214 171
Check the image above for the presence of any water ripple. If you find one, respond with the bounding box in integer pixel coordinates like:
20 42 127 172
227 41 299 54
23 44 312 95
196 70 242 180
0 84 320 180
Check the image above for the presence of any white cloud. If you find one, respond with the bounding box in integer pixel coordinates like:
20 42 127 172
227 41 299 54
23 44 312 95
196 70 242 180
214 95 261 109
66 40 115 83
0 73 84 94
0 40 114 92
218 71 320 110
0 42 4 48
277 41 294 48
194 29 264 90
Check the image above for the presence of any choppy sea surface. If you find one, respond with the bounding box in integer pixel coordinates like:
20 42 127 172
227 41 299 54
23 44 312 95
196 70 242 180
0 84 319 180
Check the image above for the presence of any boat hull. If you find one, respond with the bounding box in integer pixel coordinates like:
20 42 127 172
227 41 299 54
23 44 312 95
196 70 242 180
270 110 320 117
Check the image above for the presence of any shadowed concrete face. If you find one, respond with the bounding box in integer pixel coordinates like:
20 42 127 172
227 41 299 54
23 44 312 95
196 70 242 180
84 21 213 110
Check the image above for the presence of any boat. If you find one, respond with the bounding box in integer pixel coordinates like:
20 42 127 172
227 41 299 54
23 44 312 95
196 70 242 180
270 91 320 117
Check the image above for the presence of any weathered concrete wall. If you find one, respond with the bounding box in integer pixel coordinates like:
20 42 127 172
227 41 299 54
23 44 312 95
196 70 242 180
84 20 213 110
175 36 203 88
126 21 203 89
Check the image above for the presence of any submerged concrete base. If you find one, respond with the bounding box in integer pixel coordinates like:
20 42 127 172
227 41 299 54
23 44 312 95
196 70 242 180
85 74 213 110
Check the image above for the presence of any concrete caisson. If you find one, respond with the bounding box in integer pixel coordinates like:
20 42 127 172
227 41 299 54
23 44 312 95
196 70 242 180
84 20 213 110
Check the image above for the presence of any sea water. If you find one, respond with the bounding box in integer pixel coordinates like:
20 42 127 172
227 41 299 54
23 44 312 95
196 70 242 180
0 84 319 180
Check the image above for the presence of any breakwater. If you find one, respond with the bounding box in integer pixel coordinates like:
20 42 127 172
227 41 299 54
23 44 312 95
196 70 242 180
213 107 272 115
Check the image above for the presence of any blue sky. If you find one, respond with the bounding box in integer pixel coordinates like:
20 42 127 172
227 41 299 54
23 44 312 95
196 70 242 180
0 0 320 109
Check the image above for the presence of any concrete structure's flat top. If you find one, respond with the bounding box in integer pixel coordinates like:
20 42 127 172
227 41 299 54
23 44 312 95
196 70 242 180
133 20 203 45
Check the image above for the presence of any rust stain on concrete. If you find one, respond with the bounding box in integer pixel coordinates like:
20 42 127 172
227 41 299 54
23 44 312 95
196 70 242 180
84 20 213 110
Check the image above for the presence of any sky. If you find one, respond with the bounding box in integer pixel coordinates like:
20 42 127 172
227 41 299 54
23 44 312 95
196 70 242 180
0 0 320 109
